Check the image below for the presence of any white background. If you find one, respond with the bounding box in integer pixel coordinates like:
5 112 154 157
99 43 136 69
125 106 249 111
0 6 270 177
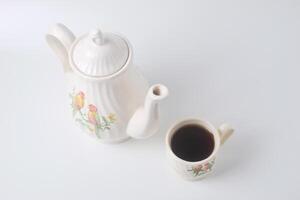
1 0 300 199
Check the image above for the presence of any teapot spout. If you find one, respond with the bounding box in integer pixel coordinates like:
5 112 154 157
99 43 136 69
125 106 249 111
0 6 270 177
127 84 169 139
46 23 75 72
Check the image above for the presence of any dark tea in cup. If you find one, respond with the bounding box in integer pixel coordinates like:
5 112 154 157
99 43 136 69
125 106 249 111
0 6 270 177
170 124 215 162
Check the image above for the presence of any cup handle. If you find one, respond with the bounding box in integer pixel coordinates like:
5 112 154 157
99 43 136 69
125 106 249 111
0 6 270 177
218 123 234 145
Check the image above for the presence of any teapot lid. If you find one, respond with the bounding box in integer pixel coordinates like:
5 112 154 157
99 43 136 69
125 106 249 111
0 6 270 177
69 29 129 78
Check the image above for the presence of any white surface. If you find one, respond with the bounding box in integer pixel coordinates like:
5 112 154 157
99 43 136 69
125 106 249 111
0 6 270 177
1 0 300 199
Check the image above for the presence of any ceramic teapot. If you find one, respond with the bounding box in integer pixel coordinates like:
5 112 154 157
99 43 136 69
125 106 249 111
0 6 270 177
46 23 168 143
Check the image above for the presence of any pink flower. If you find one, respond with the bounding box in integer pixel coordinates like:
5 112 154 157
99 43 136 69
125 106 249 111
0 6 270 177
193 165 203 173
88 104 97 112
88 104 98 125
203 163 212 171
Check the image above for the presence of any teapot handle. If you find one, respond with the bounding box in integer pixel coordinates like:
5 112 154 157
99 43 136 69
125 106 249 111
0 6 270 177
46 23 75 72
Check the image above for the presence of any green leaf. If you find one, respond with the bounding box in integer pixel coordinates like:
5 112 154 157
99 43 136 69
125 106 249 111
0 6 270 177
95 113 101 124
102 116 108 124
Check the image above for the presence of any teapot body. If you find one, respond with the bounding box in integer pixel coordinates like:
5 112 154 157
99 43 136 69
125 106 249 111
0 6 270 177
46 23 168 143
66 63 148 143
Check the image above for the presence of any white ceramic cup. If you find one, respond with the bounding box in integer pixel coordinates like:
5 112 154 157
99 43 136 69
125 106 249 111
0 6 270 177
166 118 234 180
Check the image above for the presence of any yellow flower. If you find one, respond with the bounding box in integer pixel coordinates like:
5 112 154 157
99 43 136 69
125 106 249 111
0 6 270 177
108 113 116 122
73 91 85 110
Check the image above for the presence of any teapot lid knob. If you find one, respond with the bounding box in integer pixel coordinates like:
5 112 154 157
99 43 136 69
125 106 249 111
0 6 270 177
90 29 104 45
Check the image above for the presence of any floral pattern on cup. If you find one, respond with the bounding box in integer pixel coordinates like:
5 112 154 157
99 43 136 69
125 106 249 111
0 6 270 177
188 159 215 177
69 89 116 138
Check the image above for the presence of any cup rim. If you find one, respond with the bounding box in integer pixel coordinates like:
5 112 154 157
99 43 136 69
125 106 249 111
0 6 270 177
166 118 221 165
